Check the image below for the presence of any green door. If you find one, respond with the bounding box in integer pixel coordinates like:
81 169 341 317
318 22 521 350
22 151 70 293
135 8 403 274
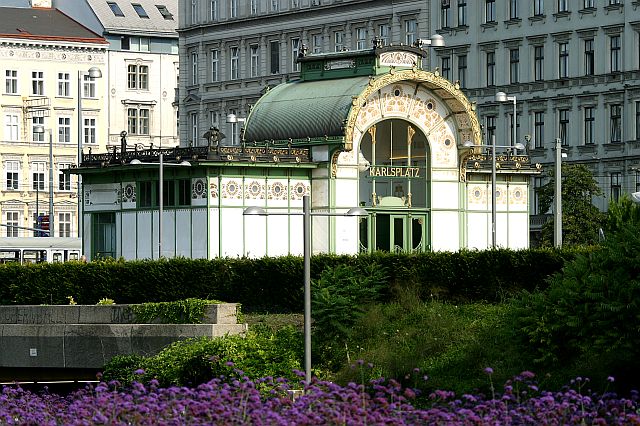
370 213 427 253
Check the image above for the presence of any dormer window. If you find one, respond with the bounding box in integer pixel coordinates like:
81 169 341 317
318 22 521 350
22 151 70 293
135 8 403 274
156 5 173 19
107 1 124 16
132 3 149 18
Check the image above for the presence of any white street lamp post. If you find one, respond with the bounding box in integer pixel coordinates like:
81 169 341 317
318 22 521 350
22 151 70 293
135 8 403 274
464 139 525 248
243 195 368 384
33 125 54 236
554 138 563 247
495 91 518 153
130 154 191 258
77 67 102 251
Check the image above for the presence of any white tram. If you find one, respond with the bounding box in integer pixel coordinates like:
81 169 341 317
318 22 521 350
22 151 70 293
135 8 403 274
0 237 82 264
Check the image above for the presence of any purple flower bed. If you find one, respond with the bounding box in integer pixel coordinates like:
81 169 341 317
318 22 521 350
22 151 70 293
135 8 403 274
0 372 638 425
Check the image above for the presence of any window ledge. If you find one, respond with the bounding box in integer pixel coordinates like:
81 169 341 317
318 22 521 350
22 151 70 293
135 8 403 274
604 3 624 13
528 15 546 24
578 7 597 14
604 142 624 152
480 22 498 31
553 11 571 20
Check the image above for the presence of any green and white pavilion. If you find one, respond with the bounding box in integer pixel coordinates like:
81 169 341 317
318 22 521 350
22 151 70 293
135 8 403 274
77 45 540 260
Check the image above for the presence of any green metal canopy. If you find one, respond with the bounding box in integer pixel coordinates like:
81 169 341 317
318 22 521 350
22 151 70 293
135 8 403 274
243 76 371 143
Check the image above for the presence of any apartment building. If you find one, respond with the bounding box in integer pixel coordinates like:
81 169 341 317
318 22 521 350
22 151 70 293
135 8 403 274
0 3 107 238
431 0 640 220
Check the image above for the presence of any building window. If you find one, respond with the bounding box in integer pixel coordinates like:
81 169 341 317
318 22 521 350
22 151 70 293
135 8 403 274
610 35 621 72
509 0 518 19
312 34 322 53
58 212 71 237
290 0 299 8
584 106 595 145
486 115 496 144
584 39 595 76
485 0 496 22
636 172 640 193
191 0 198 23
458 0 467 25
189 112 198 146
58 117 70 143
122 36 149 52
486 51 495 86
127 108 150 135
271 0 278 11
609 0 620 4
83 74 97 98
291 38 300 72
510 113 520 146
405 19 417 46
32 71 44 96
441 56 451 81
127 64 148 90
191 52 198 85
210 49 219 82
58 163 71 191
107 1 124 16
250 45 259 78
32 117 44 142
557 0 568 12
230 0 238 18
5 161 19 191
636 101 640 141
377 24 390 46
559 109 569 146
583 0 594 7
83 118 96 144
5 114 19 141
230 46 239 80
57 72 70 97
5 70 18 94
228 108 238 145
610 172 621 202
509 48 519 84
534 111 545 148
270 41 280 74
610 104 622 143
356 28 367 50
250 0 257 14
534 46 544 81
334 31 344 52
457 55 467 88
210 0 218 20
534 177 544 214
177 180 191 206
156 5 173 20
558 42 569 78
5 212 19 237
32 162 45 191
441 0 451 28
132 3 149 18
534 0 544 15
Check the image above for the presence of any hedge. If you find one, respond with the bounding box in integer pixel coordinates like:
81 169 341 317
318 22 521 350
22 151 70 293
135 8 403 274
0 248 584 311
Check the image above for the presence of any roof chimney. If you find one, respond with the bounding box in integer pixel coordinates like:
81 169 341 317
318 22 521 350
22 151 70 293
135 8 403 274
31 0 52 8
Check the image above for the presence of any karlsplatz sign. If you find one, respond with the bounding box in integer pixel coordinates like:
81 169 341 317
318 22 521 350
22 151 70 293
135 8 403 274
368 166 421 178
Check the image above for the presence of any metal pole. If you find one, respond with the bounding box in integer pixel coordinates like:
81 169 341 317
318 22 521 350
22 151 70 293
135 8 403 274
512 97 517 150
159 153 163 258
36 183 39 237
491 134 497 248
303 195 311 384
554 138 562 247
49 130 54 237
77 71 83 248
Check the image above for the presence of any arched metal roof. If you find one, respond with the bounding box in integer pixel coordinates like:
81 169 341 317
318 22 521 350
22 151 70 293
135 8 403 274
243 76 371 142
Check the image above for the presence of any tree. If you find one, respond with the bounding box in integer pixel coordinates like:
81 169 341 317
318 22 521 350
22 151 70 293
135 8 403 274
605 194 640 236
536 163 605 246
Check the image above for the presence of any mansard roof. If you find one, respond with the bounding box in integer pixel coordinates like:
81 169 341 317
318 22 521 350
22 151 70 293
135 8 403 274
0 7 106 44
87 0 177 37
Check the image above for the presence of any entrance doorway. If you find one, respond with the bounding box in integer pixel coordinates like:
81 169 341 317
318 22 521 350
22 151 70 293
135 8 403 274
361 212 427 253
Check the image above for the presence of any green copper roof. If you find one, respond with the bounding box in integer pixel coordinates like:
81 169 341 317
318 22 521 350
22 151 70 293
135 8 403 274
243 76 371 143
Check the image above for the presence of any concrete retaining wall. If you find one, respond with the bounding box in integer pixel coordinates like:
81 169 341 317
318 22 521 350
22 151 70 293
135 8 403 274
0 304 247 369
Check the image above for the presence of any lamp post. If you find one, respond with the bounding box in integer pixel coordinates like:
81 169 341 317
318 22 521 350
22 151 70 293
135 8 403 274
130 154 191 258
495 91 518 153
226 113 246 146
464 139 525 248
33 125 54 237
243 195 368 384
77 67 102 250
554 138 563 247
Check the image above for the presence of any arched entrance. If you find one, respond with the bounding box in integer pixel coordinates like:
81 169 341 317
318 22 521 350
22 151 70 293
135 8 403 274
357 119 430 252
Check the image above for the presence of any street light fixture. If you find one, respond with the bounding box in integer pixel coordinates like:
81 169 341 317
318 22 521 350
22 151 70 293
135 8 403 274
130 154 191 258
243 195 368 384
77 67 102 252
464 138 525 248
226 113 246 145
632 192 640 204
495 91 518 153
33 124 54 237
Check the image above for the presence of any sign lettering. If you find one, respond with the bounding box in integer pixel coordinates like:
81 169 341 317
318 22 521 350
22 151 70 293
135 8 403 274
368 166 421 178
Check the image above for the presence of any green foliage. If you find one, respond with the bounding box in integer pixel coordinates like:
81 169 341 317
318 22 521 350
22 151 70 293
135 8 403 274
514 223 640 389
102 326 303 387
536 164 606 246
96 298 115 305
605 194 640 236
311 263 388 368
130 298 223 324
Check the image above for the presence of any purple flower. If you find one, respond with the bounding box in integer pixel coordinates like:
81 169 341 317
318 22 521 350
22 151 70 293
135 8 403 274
134 369 145 375
607 376 615 383
484 367 494 375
